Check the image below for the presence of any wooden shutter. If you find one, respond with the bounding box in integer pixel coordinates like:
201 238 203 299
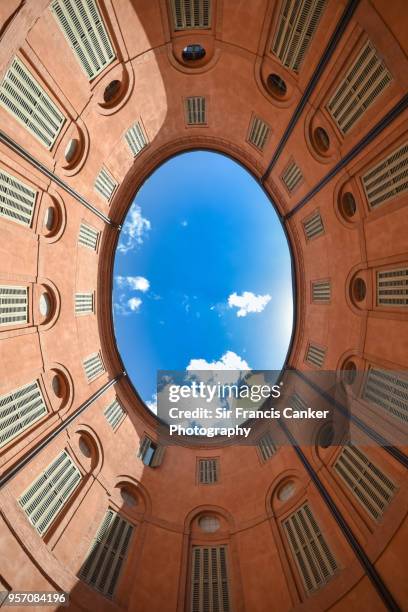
191 545 230 612
283 503 337 592
312 280 331 303
248 116 270 151
0 57 65 149
51 0 116 80
125 122 148 157
104 398 126 429
186 97 206 125
138 435 151 459
0 168 37 227
363 367 408 423
303 210 324 240
271 0 328 72
289 392 308 411
171 0 211 30
78 223 99 250
94 166 117 202
18 450 81 535
79 509 134 598
198 459 218 484
75 292 94 315
327 41 392 134
334 444 396 520
257 432 275 461
0 380 47 449
150 445 166 467
362 142 408 209
83 352 105 381
306 344 326 368
0 286 28 326
377 267 408 307
281 160 303 193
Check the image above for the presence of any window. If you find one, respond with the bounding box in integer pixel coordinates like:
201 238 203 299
75 292 94 315
0 380 47 449
327 41 392 135
83 352 105 381
305 344 326 368
271 0 328 73
198 516 220 533
317 423 335 448
78 222 99 250
182 44 206 61
138 435 165 467
281 159 303 193
0 286 28 326
302 210 324 240
104 398 126 430
334 444 396 520
313 127 330 153
103 79 121 103
283 503 337 592
51 0 116 81
312 280 331 303
171 0 211 30
94 166 117 203
267 73 287 97
191 546 230 612
339 192 357 219
124 121 148 157
362 142 408 209
185 97 206 125
289 392 308 412
257 432 276 461
18 450 82 535
377 267 408 307
198 458 218 484
362 367 408 423
248 116 270 151
79 509 133 598
0 168 37 227
0 56 65 149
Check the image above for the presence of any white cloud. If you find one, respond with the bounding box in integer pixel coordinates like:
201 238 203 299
117 204 151 254
116 275 150 292
127 297 142 312
228 291 271 317
145 393 157 414
186 350 250 371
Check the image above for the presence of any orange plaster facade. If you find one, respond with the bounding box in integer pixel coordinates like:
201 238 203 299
0 1 407 611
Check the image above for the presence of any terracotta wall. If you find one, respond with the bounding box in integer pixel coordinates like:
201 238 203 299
0 1 406 610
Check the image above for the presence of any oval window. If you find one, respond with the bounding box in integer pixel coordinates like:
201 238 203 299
182 44 206 61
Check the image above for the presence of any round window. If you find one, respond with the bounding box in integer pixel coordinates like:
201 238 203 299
199 516 220 533
39 293 52 317
352 278 366 302
182 44 206 61
340 192 357 219
43 207 55 232
343 361 357 385
318 424 335 448
121 488 138 507
79 435 92 458
314 127 330 153
278 481 296 502
64 138 79 164
104 80 121 103
267 73 287 97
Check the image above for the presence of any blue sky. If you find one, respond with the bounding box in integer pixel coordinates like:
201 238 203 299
113 151 293 411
